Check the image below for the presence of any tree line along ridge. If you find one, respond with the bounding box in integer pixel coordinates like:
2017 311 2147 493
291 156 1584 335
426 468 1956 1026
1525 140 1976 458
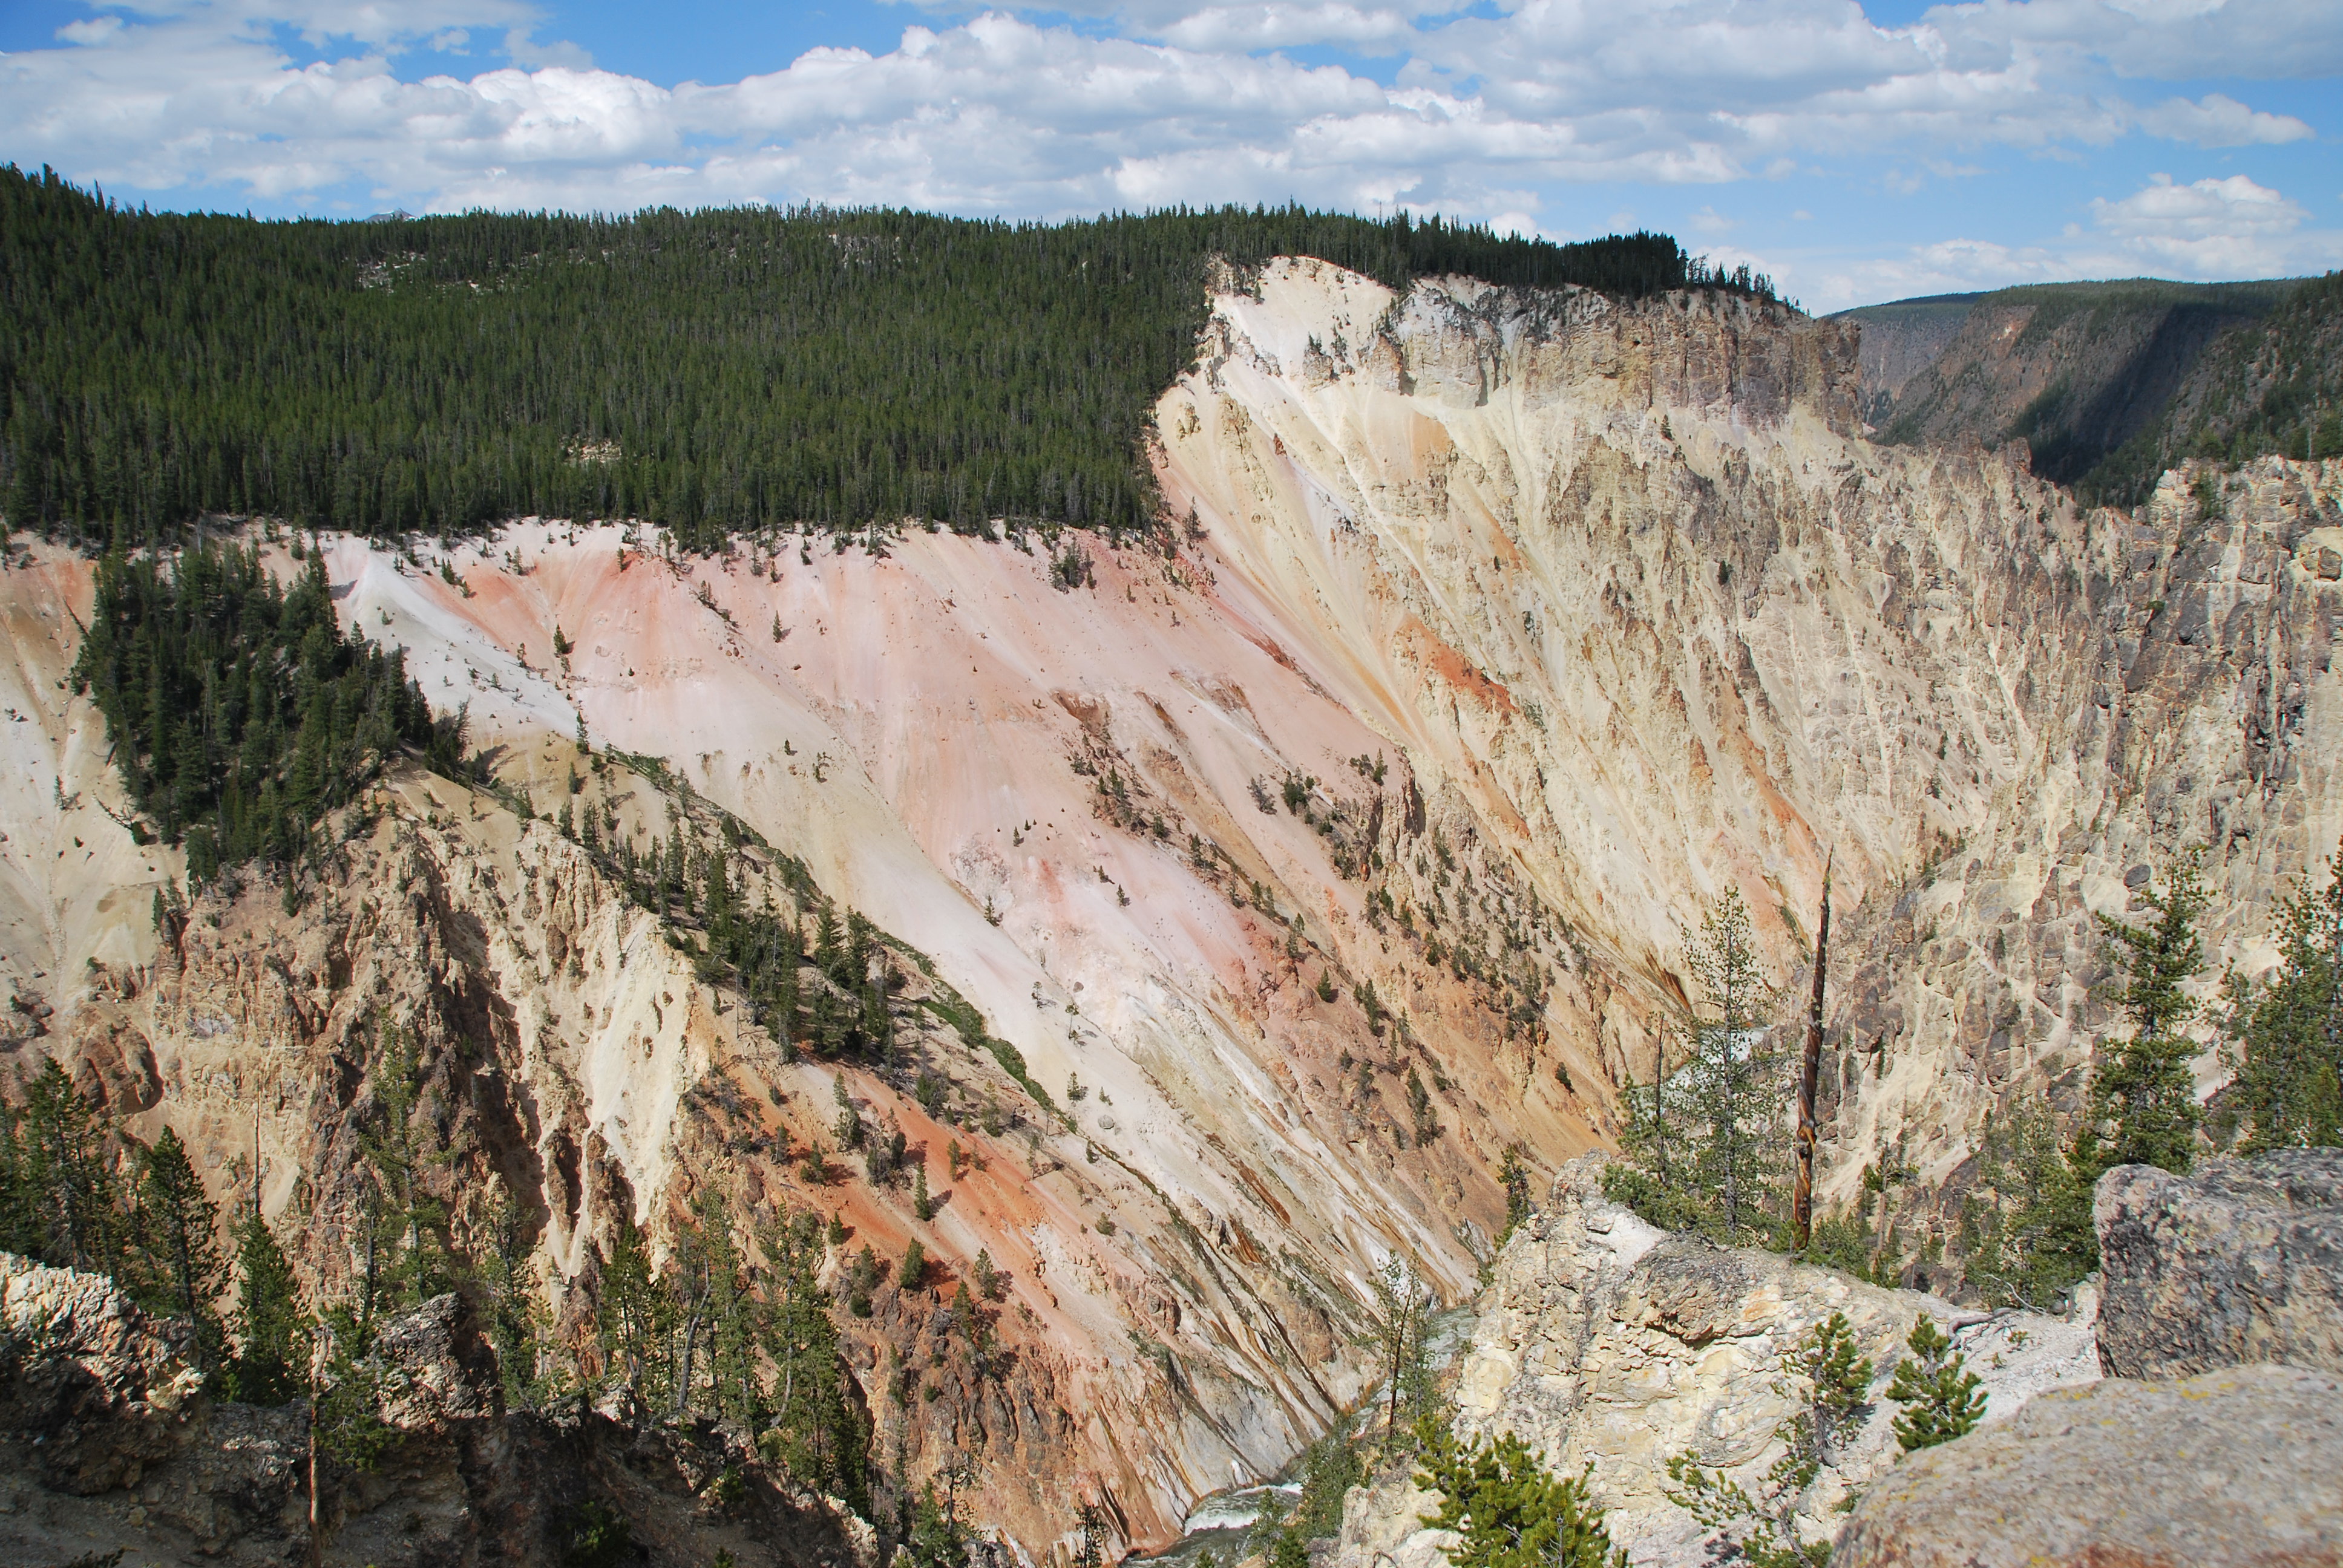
1 164 1778 549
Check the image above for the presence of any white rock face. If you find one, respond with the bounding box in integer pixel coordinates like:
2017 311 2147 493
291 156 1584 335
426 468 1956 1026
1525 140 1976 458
1332 1156 2099 1568
1156 257 2343 1219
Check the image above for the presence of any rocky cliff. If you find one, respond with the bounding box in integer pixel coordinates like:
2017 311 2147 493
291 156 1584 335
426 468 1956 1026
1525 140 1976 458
4 256 2341 1557
0 1252 876 1567
1325 1156 2096 1568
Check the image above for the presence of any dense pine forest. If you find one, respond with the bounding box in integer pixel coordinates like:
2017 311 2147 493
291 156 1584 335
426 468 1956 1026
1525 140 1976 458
68 540 464 880
0 166 1773 547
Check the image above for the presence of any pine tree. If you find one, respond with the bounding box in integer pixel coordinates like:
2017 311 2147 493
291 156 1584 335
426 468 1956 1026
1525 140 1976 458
1360 1255 1435 1440
1659 1313 1867 1568
755 1206 868 1509
1498 1148 1532 1247
666 1187 746 1419
18 1058 126 1275
1605 888 1786 1243
597 1217 675 1407
129 1126 228 1376
1784 1312 1872 1467
1414 1413 1628 1568
225 1210 309 1405
1885 1316 1986 1452
2083 860 2209 1175
0 1103 35 1258
353 1024 453 1320
2220 843 2343 1152
483 1187 548 1408
1960 1093 2097 1308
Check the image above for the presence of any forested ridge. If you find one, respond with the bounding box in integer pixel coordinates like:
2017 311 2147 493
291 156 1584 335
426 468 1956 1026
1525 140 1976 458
0 165 1768 547
2086 269 2343 505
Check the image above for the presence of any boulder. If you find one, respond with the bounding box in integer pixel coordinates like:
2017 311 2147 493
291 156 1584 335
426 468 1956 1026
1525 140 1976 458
371 1291 502 1428
2095 1151 2343 1378
1329 1157 2100 1568
1831 1363 2343 1567
0 1250 206 1492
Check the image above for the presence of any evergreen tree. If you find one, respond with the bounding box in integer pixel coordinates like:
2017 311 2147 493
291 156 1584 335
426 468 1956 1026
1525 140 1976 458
1783 1312 1872 1468
666 1185 753 1421
2220 843 2343 1152
1884 1316 1985 1452
483 1187 549 1409
17 1058 126 1275
225 1209 309 1405
2 167 1763 552
0 1100 34 1258
1959 1093 2098 1308
1360 1255 1436 1441
311 1305 396 1471
1659 1313 1867 1568
596 1217 675 1407
1497 1148 1532 1247
756 1206 868 1509
1605 888 1786 1242
70 543 451 880
352 1025 454 1322
2083 860 2209 1174
1414 1413 1628 1568
129 1126 228 1376
906 1484 972 1568
1268 1426 1366 1567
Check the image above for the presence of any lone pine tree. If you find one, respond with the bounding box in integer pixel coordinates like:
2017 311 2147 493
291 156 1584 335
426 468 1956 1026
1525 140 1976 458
2082 858 2209 1176
2220 840 2343 1152
1606 887 1786 1243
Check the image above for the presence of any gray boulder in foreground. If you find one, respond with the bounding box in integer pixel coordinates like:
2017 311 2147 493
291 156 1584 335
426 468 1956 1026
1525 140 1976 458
2096 1151 2343 1378
1831 1364 2342 1567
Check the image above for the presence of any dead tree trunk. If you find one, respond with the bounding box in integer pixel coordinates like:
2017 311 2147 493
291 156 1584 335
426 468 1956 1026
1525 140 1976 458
1794 854 1833 1250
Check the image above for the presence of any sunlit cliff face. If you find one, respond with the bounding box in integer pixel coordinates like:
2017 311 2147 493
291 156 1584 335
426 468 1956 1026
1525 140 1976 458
4 256 2339 1555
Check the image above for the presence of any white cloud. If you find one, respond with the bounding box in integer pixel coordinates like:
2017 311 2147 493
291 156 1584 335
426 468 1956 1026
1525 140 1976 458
2088 170 2312 274
1807 170 2339 307
1922 0 2343 82
0 0 2335 304
502 27 593 71
2135 93 2313 147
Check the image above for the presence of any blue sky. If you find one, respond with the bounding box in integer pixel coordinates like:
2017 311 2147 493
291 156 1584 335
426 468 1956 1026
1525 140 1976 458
2 0 2337 308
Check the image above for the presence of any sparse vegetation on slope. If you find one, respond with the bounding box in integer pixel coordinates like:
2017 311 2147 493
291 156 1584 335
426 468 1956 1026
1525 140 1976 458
0 166 1769 549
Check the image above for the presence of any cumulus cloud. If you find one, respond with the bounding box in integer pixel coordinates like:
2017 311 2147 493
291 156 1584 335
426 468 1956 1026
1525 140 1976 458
2 0 2334 220
2135 93 2313 146
1805 170 2339 309
1922 0 2343 83
2088 171 2313 274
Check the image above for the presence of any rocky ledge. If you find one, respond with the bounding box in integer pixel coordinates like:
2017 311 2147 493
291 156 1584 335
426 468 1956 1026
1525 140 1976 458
1329 1155 2097 1568
0 1253 874 1568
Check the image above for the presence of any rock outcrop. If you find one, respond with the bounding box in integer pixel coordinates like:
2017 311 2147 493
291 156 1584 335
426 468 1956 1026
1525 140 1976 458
2096 1151 2343 1378
0 1250 207 1494
0 1254 874 1568
1831 1363 2343 1568
1329 1157 2097 1568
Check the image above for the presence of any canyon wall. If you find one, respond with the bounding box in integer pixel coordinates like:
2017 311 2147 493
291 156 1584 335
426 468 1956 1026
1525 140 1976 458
2 258 2340 1555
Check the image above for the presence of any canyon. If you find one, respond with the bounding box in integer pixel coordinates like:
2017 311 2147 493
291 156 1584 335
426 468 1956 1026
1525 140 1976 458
4 256 2341 1558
